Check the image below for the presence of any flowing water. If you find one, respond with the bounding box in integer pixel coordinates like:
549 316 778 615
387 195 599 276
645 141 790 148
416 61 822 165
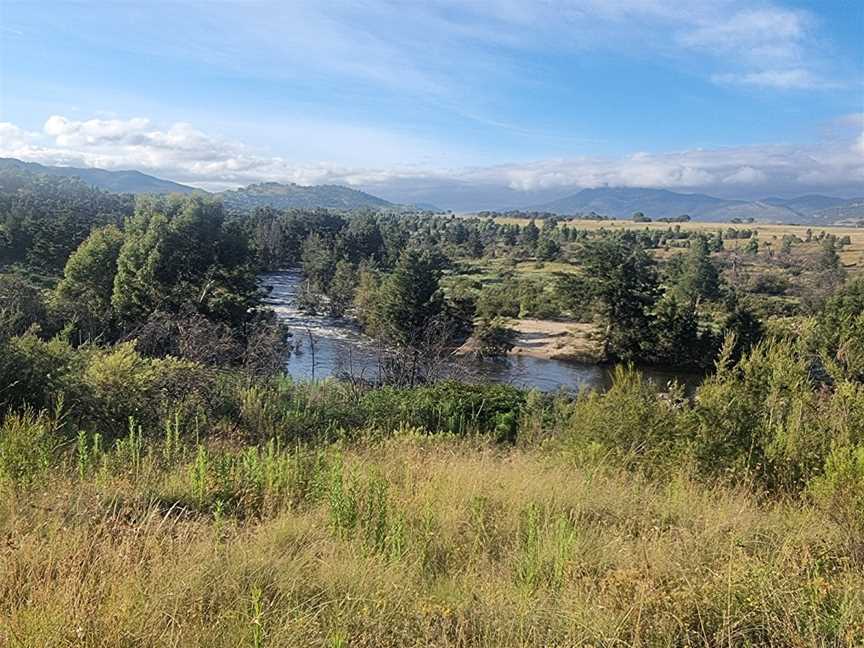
262 271 696 392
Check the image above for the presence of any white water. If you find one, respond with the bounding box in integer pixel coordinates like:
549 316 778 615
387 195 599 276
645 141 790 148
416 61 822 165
262 271 693 392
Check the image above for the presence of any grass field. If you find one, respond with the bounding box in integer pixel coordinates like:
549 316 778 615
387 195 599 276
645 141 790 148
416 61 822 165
474 215 864 269
4 433 863 647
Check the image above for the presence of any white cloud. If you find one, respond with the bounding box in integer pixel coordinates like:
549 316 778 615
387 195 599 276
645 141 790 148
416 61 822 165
679 7 807 57
712 69 835 90
1 114 861 206
0 123 37 150
722 166 768 184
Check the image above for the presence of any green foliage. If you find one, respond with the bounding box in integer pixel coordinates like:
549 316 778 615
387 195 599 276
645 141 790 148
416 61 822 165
0 408 59 483
812 277 864 381
818 236 841 270
688 338 835 491
476 281 520 319
112 195 259 328
52 224 124 339
809 443 864 561
564 366 682 469
360 381 525 437
651 295 716 368
470 317 517 360
327 259 356 317
535 237 561 261
0 272 49 337
375 248 448 347
301 231 337 291
669 235 721 305
576 237 660 362
0 171 133 272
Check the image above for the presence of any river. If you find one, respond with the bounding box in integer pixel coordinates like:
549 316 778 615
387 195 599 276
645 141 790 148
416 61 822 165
261 271 696 393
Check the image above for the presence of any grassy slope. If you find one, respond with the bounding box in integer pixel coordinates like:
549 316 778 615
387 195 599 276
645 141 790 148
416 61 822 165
3 434 862 647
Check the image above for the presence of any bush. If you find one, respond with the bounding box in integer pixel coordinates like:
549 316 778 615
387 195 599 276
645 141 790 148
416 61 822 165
360 381 525 438
0 333 86 416
564 366 684 470
470 318 516 360
809 443 864 562
688 339 830 492
0 409 59 484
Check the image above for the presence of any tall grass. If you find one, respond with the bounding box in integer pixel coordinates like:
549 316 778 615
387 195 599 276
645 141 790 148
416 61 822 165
2 429 862 646
3 335 864 645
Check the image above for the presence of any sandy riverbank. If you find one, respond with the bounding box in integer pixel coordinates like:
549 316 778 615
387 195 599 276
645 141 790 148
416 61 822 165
509 318 601 362
458 318 602 362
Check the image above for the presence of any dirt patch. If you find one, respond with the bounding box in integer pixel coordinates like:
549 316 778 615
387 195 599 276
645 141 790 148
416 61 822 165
510 319 602 362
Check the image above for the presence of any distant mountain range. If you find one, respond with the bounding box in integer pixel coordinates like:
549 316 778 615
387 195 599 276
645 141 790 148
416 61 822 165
1 157 860 223
219 181 394 211
0 158 427 212
0 157 198 194
530 187 864 224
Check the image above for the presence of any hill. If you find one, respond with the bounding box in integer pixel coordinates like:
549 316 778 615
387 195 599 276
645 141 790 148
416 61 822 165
219 181 394 211
0 157 198 194
529 187 864 223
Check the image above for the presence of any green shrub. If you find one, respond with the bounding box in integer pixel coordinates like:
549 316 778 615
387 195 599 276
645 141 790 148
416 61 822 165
360 381 525 437
687 338 827 491
565 366 684 470
0 409 59 484
809 443 864 562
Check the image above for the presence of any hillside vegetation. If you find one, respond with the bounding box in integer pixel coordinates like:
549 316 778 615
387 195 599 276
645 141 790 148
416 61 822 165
3 178 864 645
2 345 864 646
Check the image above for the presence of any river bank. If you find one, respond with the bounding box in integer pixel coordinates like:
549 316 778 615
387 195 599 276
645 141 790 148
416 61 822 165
261 271 695 392
508 318 601 362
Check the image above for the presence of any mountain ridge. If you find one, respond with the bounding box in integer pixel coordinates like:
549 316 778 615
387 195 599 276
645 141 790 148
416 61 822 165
1 158 859 222
219 181 395 211
0 157 199 194
528 187 864 224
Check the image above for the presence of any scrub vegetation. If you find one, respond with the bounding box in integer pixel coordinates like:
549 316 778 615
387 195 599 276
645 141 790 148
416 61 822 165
2 170 864 646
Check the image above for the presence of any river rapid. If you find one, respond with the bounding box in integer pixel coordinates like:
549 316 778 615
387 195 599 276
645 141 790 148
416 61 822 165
261 271 693 393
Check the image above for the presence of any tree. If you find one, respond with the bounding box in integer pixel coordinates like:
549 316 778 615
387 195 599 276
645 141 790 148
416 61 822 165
376 248 447 347
343 212 384 262
300 232 337 291
812 278 864 381
520 220 540 248
577 238 660 362
0 273 48 338
652 295 714 368
536 237 561 261
327 260 356 317
470 317 516 360
818 237 841 271
671 235 721 306
53 225 124 339
722 295 764 362
352 264 381 332
112 195 259 329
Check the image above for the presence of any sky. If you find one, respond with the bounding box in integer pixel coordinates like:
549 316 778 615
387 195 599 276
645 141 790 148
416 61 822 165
0 0 862 209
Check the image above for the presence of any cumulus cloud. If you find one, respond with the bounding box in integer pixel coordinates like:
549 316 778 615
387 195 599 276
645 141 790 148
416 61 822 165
0 123 37 150
722 166 769 185
1 114 862 207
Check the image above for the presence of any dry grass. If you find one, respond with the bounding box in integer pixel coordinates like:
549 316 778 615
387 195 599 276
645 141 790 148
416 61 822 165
481 217 864 269
2 435 862 647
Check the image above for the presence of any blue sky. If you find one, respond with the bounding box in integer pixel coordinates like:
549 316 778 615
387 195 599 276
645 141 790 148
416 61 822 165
0 0 862 208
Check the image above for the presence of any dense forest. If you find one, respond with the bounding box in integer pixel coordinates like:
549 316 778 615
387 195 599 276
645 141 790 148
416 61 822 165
3 167 864 644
